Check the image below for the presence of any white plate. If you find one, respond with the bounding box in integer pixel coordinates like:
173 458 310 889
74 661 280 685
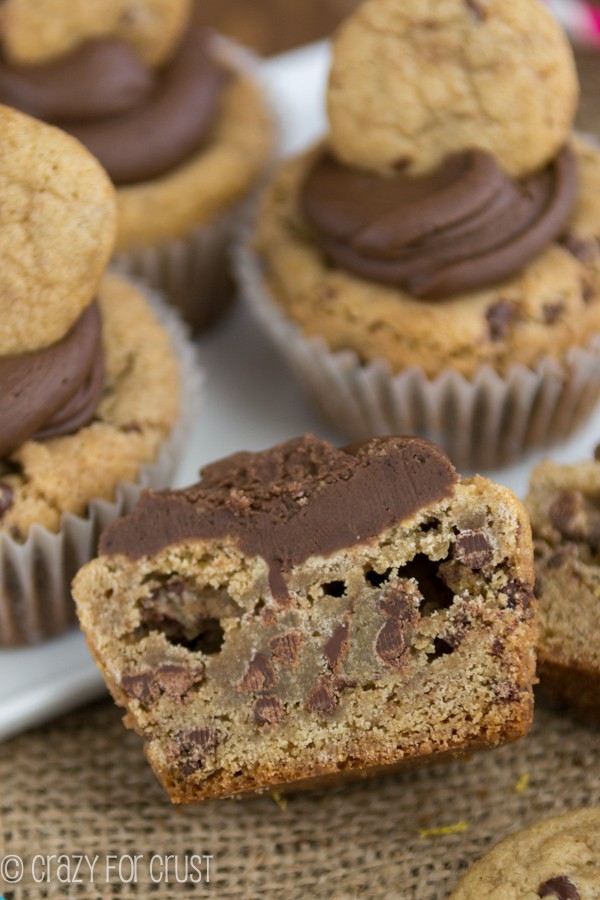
1 40 598 741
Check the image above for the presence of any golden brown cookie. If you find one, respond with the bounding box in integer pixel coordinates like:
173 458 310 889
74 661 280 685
0 271 181 539
328 0 578 178
253 136 600 379
450 808 600 899
0 0 191 67
0 104 117 355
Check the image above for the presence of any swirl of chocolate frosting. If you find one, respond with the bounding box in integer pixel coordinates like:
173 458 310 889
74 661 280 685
301 146 578 299
0 302 104 457
0 20 227 185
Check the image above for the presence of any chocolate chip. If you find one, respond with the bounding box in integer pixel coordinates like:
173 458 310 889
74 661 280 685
538 875 580 899
0 482 13 517
122 422 142 433
307 679 338 716
594 444 600 462
375 620 407 669
324 621 350 669
561 232 592 262
393 156 412 170
486 300 515 341
491 638 503 657
122 671 158 706
545 545 578 570
582 278 595 304
378 583 418 620
465 0 486 20
237 652 277 693
543 301 565 324
122 662 204 706
253 695 285 726
269 631 303 669
452 530 493 569
176 726 218 776
504 579 532 612
548 492 586 540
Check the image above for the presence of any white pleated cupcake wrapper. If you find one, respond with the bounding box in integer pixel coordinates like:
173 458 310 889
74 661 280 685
0 283 203 647
238 238 600 472
112 37 277 335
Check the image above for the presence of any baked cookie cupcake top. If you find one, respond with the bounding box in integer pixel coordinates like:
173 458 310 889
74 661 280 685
254 0 600 378
302 0 579 301
0 104 180 537
0 0 273 250
0 103 116 457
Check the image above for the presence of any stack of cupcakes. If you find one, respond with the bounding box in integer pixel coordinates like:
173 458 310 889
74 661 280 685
241 0 600 469
0 0 274 332
0 104 200 647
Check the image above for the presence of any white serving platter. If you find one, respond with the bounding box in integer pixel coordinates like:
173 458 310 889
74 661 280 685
1 40 599 741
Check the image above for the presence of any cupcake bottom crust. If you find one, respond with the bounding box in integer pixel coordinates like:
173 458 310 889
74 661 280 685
527 458 600 723
253 137 600 379
0 272 181 539
116 71 273 251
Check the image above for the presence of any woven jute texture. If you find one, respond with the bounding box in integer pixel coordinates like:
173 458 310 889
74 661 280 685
0 698 598 899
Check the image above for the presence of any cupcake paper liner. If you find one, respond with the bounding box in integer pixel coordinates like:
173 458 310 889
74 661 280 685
113 210 238 334
237 237 600 471
0 283 203 648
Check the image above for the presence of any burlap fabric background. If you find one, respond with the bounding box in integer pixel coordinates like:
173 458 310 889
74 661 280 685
1 45 600 900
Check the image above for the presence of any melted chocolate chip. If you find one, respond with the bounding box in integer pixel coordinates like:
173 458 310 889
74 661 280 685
324 621 350 669
122 662 204 706
253 695 285 726
452 530 493 569
378 582 419 620
269 631 303 669
543 301 565 324
375 620 407 669
486 300 515 341
503 580 532 612
538 875 580 899
237 653 277 693
176 726 218 776
307 679 338 716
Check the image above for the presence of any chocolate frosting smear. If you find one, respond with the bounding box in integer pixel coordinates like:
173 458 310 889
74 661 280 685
302 146 577 299
100 434 458 601
0 302 104 457
0 19 227 184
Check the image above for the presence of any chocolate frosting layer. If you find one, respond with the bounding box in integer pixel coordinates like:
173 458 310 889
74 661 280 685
301 146 578 299
0 21 227 185
100 434 459 600
0 302 104 457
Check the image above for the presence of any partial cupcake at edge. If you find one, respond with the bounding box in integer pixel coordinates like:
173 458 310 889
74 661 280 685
0 104 199 648
0 0 274 332
241 0 600 469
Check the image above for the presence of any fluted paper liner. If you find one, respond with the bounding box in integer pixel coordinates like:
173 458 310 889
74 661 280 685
113 38 275 335
238 238 600 471
0 284 203 648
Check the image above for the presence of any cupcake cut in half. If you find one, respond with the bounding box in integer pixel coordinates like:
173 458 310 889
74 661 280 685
74 434 537 802
0 103 190 646
0 0 274 331
244 0 600 469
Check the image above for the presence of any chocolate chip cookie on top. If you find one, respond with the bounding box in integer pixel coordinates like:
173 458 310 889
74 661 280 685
73 434 536 802
245 0 600 468
450 808 600 899
0 104 186 647
527 448 600 724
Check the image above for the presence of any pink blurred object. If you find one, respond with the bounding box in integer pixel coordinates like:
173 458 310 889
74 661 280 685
544 0 600 46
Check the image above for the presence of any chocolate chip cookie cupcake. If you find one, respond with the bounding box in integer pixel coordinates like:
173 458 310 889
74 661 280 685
241 0 600 468
73 433 536 802
527 448 600 724
0 0 274 331
0 105 200 647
